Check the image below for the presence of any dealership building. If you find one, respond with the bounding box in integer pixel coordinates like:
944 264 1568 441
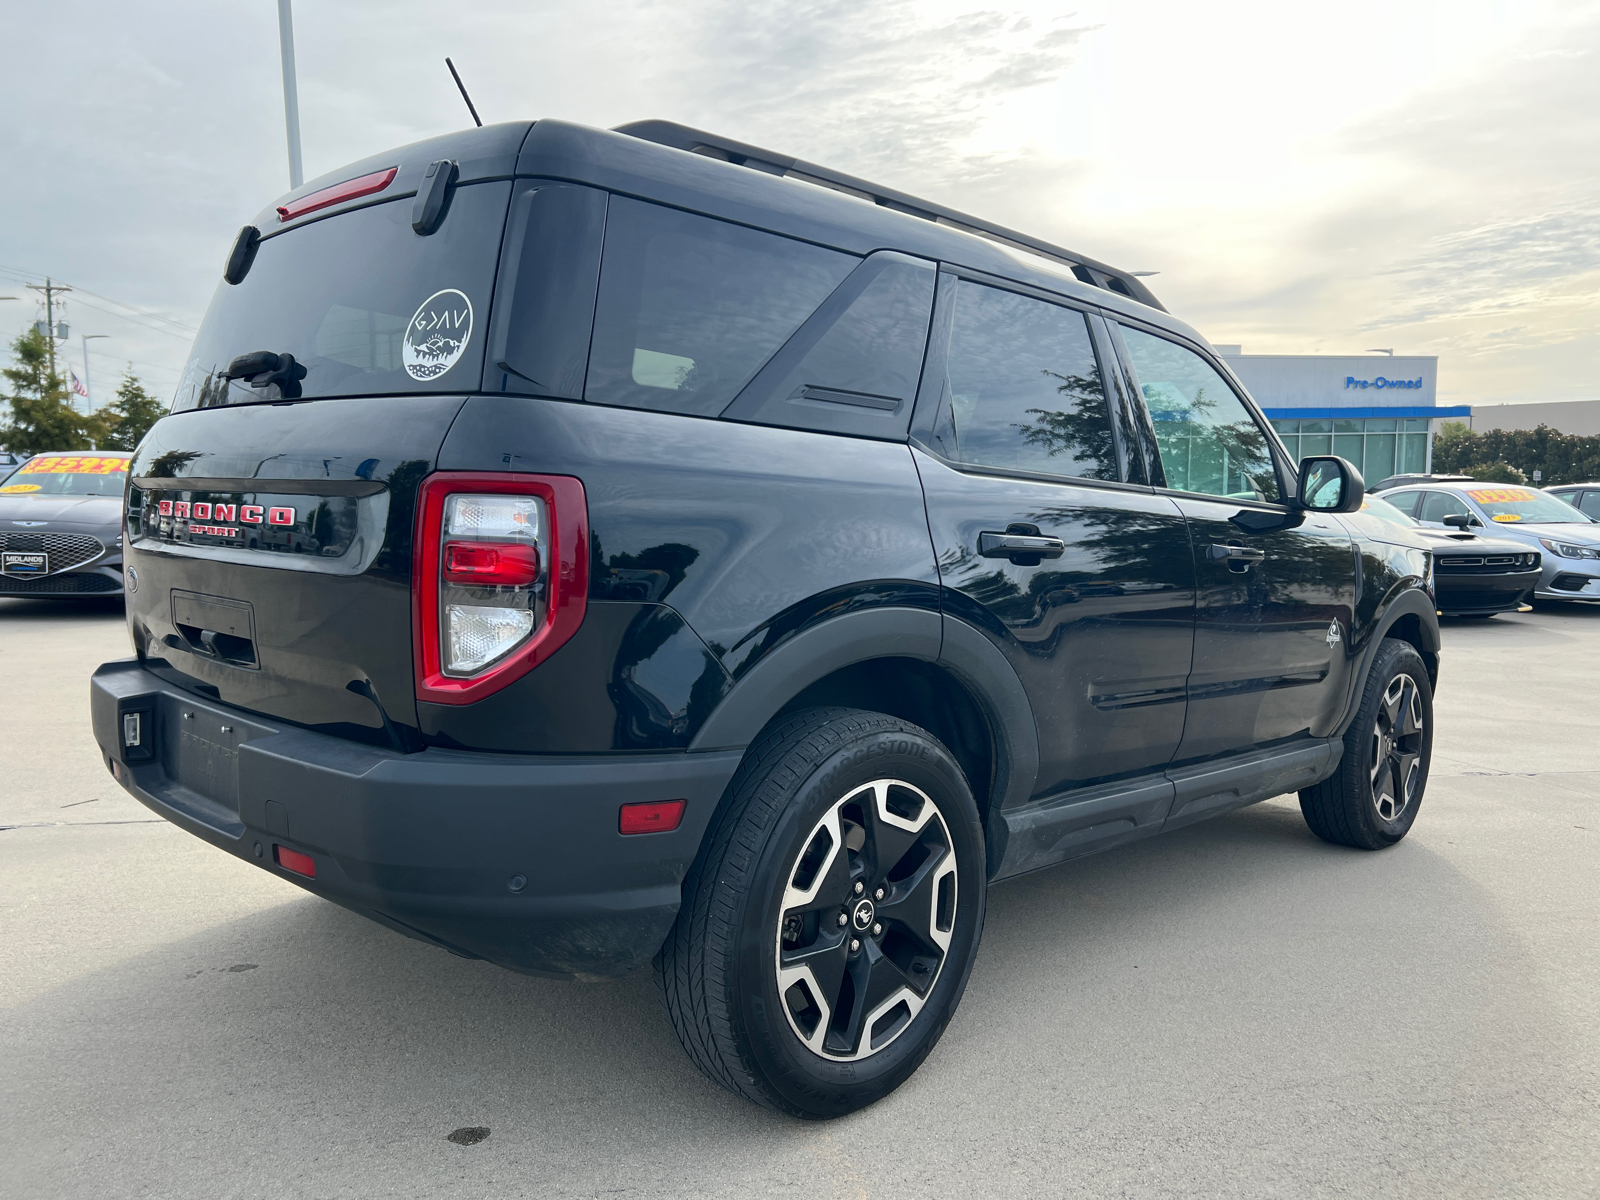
1214 348 1470 480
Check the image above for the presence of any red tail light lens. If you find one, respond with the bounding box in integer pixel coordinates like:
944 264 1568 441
444 542 542 586
413 473 589 705
277 166 397 222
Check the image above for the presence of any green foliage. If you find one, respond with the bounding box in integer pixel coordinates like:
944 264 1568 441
100 371 166 451
0 327 115 455
1465 461 1527 485
1431 419 1600 486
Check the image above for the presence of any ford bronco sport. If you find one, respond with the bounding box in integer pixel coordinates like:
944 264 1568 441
92 118 1441 1118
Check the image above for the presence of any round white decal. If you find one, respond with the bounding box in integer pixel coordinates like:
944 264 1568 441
403 289 474 381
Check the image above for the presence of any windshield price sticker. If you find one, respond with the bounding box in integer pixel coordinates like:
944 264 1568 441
1467 487 1536 504
18 455 129 476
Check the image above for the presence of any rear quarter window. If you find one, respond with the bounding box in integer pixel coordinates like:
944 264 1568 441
583 197 857 417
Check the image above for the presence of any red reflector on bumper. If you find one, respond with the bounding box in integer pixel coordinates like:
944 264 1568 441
619 799 686 835
274 845 316 878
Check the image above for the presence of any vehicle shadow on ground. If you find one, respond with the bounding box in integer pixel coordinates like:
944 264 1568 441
10 788 1578 1200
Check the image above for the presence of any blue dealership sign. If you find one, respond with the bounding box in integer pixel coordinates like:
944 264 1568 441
1346 376 1424 390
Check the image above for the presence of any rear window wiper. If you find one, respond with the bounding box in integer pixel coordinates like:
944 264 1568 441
224 351 308 399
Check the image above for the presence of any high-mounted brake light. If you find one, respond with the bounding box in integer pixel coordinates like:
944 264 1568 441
413 473 589 705
277 166 398 222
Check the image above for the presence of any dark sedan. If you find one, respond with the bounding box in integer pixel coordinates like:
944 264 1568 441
1359 494 1541 616
0 452 130 599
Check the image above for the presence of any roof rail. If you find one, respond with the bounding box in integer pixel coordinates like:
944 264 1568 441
612 119 1164 313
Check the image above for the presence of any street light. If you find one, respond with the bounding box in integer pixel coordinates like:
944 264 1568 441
82 334 110 413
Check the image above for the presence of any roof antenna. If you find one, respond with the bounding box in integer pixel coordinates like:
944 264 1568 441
445 57 482 128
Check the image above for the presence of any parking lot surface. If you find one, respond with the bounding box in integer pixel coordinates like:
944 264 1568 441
2 597 1596 1199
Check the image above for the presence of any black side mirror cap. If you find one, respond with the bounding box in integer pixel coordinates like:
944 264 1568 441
1442 513 1473 529
223 225 261 285
412 160 459 235
1297 455 1365 514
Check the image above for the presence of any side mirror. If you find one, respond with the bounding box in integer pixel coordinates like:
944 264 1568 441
1442 513 1473 529
1298 456 1365 514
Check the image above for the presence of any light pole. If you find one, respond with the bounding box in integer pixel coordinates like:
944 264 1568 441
277 0 304 189
82 334 109 413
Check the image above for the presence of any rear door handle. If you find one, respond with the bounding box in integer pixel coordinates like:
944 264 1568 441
1208 542 1266 572
979 531 1066 561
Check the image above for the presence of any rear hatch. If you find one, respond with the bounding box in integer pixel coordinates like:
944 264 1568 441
123 125 528 747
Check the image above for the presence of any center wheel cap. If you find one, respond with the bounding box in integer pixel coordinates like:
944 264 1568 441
852 899 876 931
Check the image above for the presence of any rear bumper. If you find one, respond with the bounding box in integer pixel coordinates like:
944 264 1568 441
1435 567 1541 614
91 658 742 980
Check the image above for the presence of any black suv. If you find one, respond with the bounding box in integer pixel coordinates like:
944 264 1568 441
91 119 1441 1118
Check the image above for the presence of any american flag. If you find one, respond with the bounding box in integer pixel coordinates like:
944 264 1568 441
69 369 89 399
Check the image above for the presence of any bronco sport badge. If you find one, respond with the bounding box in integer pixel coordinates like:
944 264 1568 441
403 288 473 381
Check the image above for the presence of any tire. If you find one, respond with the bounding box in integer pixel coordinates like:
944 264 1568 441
655 707 987 1118
1299 637 1434 849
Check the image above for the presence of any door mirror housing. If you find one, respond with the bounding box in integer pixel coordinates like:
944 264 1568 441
1442 513 1479 529
1297 456 1365 514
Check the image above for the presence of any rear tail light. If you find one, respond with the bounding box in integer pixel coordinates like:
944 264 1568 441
413 473 588 705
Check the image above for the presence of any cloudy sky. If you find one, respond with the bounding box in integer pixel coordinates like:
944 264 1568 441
3 0 1597 409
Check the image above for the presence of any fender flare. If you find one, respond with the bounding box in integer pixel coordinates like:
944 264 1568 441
688 607 942 751
1335 585 1441 737
686 607 1040 879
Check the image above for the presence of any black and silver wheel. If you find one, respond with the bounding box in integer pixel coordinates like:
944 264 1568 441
656 707 986 1118
1300 637 1434 849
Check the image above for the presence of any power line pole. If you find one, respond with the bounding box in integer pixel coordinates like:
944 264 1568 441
278 0 304 189
25 278 72 384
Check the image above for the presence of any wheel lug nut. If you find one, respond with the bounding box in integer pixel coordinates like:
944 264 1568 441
874 887 884 901
837 912 848 927
849 938 860 953
871 922 882 936
854 881 864 895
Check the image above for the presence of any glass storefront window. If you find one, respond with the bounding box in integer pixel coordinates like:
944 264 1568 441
1366 433 1397 480
1366 418 1398 432
1333 433 1364 463
1399 432 1427 474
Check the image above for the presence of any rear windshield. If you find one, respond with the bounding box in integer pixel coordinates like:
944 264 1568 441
173 182 511 409
0 453 129 496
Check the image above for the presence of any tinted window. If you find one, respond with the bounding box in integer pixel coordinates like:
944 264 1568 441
490 184 607 399
1418 491 1471 524
721 252 935 438
1381 490 1423 516
1580 491 1600 518
1119 326 1279 502
585 198 856 417
939 281 1116 480
175 184 511 408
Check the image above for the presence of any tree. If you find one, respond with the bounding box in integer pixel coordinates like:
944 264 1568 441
1464 461 1527 485
100 370 165 451
1430 420 1482 473
0 327 114 454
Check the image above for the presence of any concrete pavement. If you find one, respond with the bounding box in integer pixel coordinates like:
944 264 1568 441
2 596 1596 1198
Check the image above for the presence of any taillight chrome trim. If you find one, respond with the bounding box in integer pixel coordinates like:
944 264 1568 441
412 471 589 705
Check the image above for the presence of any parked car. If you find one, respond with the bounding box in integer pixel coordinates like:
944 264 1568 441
0 452 129 598
1376 481 1600 603
1355 494 1539 616
1366 472 1474 494
1546 482 1600 521
92 118 1442 1118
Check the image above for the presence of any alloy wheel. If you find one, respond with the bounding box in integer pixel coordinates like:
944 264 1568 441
775 779 958 1062
1371 673 1425 822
